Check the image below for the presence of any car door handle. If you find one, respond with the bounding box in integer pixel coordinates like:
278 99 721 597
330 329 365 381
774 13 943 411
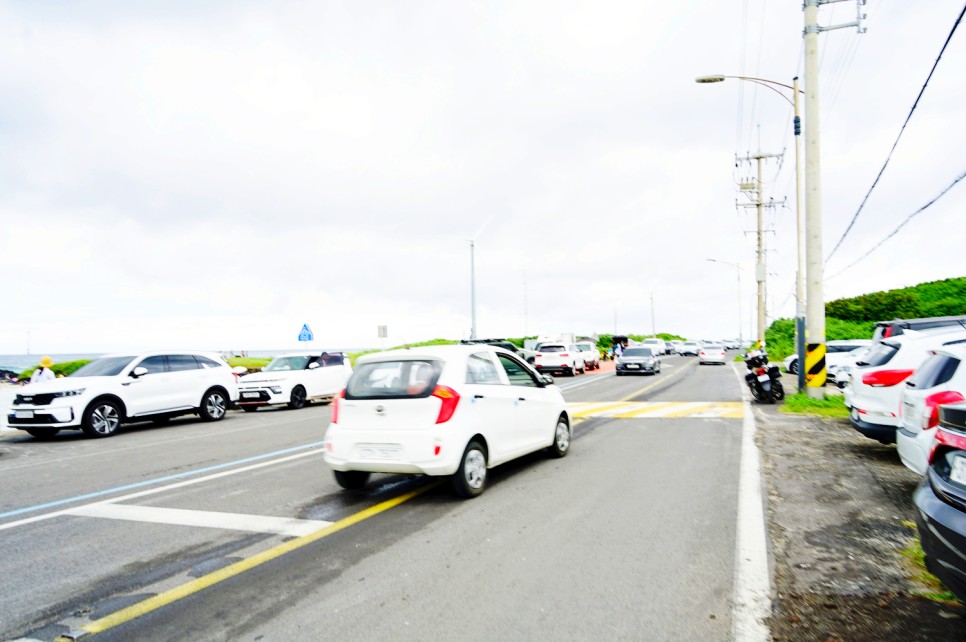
474 394 485 399
518 397 526 401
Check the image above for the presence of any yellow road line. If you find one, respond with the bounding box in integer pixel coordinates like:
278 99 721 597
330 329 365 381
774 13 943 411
611 402 680 418
62 483 436 639
618 361 697 402
661 402 718 418
570 401 637 418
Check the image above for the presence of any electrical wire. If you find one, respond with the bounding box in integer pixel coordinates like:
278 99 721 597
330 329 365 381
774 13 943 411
828 168 966 279
826 3 966 262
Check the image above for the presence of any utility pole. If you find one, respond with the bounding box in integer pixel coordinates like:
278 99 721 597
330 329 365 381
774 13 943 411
794 76 806 394
469 240 477 340
803 0 866 398
737 151 782 344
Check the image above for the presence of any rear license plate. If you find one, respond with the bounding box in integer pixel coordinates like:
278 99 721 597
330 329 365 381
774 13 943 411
241 392 261 399
951 457 966 485
757 374 770 382
15 410 34 419
360 446 401 460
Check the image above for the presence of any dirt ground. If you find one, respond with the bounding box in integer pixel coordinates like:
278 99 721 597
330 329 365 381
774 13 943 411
755 377 965 641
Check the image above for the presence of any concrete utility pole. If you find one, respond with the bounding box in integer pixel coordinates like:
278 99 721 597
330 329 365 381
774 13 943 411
803 0 866 398
469 239 477 340
737 151 782 344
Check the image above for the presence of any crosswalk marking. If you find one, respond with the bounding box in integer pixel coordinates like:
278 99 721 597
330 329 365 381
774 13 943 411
568 401 743 419
65 504 333 537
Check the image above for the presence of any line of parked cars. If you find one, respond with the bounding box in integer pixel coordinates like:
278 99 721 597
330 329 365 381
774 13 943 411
4 350 353 439
532 340 601 376
835 315 966 602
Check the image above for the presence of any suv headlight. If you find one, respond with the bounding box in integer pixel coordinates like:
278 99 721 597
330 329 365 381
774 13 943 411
53 389 86 398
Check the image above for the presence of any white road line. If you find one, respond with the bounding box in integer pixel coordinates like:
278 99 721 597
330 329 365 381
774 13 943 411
65 504 332 537
730 364 771 641
0 449 323 533
556 372 614 390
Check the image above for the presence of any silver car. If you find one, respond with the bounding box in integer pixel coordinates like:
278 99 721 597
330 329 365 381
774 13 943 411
616 347 662 376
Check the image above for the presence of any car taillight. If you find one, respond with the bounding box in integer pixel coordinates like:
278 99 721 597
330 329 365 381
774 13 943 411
930 426 966 463
535 353 543 357
331 389 345 424
862 369 914 387
432 385 460 424
560 353 569 357
920 391 966 430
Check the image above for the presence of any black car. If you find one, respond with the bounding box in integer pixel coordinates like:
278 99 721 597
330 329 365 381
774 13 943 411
913 402 966 602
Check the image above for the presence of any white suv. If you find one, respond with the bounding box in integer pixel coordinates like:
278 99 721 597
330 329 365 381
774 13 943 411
846 328 966 444
533 343 582 376
574 341 600 371
236 352 352 411
5 352 239 438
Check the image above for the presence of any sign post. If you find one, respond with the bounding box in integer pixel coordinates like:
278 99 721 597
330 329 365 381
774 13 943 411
378 325 388 351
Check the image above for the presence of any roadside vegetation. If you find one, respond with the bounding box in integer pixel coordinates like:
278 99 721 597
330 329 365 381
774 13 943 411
764 276 966 361
778 392 850 418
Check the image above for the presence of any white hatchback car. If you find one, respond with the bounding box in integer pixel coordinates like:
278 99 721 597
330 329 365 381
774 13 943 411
896 345 966 476
236 352 352 411
5 352 238 438
323 345 572 498
698 344 727 365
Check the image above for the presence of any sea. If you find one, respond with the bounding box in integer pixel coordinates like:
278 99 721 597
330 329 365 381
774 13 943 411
0 348 373 374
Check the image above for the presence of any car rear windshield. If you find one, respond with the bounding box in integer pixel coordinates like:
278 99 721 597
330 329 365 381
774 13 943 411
908 354 960 389
858 342 898 367
70 356 136 377
703 345 723 350
623 348 653 357
346 359 442 399
540 345 566 352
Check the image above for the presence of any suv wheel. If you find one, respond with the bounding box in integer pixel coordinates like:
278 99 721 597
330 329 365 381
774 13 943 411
82 399 122 438
288 385 307 410
199 389 228 421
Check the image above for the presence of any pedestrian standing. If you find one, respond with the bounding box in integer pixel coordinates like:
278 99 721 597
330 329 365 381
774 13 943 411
30 356 56 383
613 343 623 358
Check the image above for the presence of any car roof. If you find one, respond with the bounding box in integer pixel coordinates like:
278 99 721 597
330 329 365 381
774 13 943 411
827 339 872 346
95 351 225 359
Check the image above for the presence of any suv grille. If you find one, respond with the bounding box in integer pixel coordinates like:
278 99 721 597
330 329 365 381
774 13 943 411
14 393 56 406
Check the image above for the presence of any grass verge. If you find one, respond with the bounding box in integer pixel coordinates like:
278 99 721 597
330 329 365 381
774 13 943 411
778 392 850 418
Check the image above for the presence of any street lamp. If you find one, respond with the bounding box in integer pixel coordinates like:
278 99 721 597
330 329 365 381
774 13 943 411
706 259 743 344
696 73 806 392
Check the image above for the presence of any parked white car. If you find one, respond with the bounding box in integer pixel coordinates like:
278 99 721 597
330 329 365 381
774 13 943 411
679 341 701 356
323 345 571 498
642 338 667 355
846 328 966 444
533 343 583 376
574 341 600 371
5 352 239 438
236 352 352 411
829 345 874 388
896 345 966 476
782 339 873 375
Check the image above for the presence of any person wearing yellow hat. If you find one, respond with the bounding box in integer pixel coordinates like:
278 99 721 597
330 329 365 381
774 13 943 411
30 356 56 384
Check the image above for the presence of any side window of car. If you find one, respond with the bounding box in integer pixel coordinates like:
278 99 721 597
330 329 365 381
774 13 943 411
466 353 503 385
136 356 167 374
196 356 223 369
168 354 201 372
496 354 539 387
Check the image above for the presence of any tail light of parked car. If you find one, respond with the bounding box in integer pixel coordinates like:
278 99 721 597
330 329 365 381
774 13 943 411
862 369 915 388
331 389 345 424
432 385 461 424
920 391 966 430
929 426 966 464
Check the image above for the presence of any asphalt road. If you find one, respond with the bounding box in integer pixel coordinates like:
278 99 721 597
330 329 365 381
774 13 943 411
0 354 748 641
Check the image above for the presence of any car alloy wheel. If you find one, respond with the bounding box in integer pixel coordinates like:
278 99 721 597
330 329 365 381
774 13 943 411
549 418 570 458
201 389 228 421
453 441 487 498
83 400 121 437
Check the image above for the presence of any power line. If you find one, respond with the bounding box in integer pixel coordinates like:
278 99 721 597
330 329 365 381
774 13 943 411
828 168 966 279
826 3 966 261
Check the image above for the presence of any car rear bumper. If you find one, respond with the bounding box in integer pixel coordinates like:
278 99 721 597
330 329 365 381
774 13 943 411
896 426 929 476
849 409 898 443
914 479 966 602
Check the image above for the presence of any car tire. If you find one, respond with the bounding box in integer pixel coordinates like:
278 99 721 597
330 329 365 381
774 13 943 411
788 359 799 375
548 416 570 458
199 388 228 421
82 398 122 438
288 385 307 410
334 470 371 490
25 428 60 439
452 440 487 498
240 405 259 412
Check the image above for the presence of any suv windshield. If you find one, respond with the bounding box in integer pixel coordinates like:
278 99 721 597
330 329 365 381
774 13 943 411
858 342 898 367
264 356 311 371
70 356 137 377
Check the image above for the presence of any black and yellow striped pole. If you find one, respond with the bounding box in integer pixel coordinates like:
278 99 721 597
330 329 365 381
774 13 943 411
805 342 826 389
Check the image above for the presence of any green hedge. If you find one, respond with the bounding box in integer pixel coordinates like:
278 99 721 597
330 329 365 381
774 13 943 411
765 317 876 361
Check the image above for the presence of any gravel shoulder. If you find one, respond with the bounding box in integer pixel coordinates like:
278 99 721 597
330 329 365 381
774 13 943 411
756 376 965 640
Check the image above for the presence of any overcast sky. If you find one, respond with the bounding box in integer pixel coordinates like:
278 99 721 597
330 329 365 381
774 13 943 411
1 0 964 354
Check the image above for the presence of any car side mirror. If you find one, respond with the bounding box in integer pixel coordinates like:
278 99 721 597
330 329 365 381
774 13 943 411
308 362 320 369
131 366 148 378
540 374 554 386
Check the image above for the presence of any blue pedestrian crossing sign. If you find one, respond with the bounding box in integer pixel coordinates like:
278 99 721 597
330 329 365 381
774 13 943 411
298 324 314 342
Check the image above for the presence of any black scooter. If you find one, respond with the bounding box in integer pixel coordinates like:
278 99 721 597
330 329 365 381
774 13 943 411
743 350 785 403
